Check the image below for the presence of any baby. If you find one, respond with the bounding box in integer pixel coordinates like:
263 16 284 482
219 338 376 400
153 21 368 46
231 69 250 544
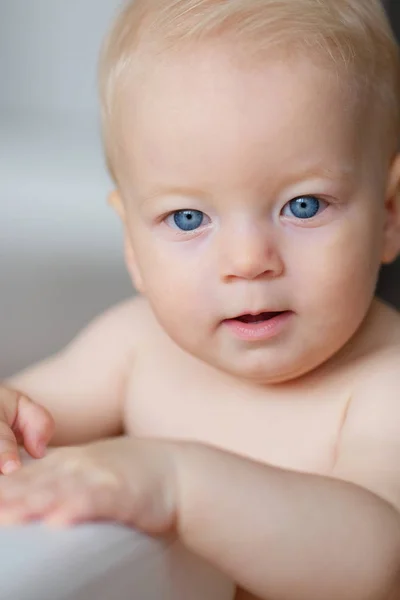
1 1 400 599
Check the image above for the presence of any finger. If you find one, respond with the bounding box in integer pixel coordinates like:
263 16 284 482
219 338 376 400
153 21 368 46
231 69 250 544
0 463 61 524
0 487 60 524
15 396 55 459
0 422 21 475
0 388 21 472
45 494 94 527
0 386 19 418
45 485 123 527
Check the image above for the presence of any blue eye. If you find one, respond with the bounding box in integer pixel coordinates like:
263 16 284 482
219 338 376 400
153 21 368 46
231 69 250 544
169 210 205 231
283 196 323 220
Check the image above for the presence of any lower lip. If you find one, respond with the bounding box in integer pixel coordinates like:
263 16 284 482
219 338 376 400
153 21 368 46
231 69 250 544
223 312 293 341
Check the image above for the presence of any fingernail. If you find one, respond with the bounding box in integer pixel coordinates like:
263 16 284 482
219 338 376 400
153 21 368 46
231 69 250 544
2 461 21 475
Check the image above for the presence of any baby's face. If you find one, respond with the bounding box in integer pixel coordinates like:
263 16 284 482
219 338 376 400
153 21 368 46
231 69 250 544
117 45 396 384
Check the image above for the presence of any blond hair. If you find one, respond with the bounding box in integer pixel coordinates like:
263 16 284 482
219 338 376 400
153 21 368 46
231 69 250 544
99 0 400 185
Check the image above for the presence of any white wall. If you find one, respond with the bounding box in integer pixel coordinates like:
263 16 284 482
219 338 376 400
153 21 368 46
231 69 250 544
0 0 125 260
0 0 122 116
0 0 133 376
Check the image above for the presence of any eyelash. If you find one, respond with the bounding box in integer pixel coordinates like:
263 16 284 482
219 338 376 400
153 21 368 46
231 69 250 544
162 195 330 233
281 196 329 220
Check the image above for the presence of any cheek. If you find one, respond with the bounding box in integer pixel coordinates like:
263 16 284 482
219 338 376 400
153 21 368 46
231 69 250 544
146 268 216 353
133 236 216 328
289 212 384 312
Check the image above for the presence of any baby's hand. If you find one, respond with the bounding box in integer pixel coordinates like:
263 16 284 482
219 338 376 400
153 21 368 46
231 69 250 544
0 385 54 474
0 437 178 531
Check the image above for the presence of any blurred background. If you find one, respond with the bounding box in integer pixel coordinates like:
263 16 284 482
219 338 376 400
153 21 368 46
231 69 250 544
0 0 399 377
0 0 131 377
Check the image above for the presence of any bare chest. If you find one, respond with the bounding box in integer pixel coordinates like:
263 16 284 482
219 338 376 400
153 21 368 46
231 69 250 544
123 340 352 475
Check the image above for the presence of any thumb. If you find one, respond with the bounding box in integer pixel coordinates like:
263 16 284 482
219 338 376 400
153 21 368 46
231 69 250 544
0 386 21 473
0 419 20 475
14 395 55 460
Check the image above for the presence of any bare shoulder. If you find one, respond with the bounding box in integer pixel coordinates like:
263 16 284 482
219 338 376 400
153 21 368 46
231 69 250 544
332 301 400 510
351 300 400 392
57 294 160 360
6 295 156 445
66 294 151 344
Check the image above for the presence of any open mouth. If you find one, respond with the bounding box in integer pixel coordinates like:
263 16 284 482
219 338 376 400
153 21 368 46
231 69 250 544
233 312 285 324
224 311 292 341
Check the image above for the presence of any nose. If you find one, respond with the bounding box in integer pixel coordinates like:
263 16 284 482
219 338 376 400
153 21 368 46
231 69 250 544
218 222 284 282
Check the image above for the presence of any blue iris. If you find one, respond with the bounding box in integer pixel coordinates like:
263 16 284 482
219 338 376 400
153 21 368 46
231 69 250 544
288 196 320 219
173 210 204 231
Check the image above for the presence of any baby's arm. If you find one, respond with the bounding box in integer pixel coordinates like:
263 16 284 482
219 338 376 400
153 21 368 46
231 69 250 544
0 439 397 600
5 297 140 447
174 358 400 600
175 444 400 600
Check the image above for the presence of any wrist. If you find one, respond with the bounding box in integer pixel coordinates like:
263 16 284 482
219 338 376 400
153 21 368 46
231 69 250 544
171 441 226 539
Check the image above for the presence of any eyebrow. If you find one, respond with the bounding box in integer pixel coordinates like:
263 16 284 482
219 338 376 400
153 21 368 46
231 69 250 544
282 164 355 186
139 186 210 204
139 165 355 203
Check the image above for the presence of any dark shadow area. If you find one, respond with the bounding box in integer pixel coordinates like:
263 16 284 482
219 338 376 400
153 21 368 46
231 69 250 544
387 0 400 39
376 0 400 310
378 262 400 309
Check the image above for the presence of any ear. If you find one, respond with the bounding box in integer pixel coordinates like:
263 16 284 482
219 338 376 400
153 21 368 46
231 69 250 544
108 190 126 221
108 190 145 293
123 235 145 294
381 153 400 265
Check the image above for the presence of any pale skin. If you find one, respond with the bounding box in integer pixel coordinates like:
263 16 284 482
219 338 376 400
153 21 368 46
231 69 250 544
2 46 400 600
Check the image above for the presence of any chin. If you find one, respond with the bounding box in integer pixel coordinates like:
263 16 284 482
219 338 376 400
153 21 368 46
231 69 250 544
211 346 336 385
207 355 301 385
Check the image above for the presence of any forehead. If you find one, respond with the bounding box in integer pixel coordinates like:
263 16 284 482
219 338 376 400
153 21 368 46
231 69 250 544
119 46 363 188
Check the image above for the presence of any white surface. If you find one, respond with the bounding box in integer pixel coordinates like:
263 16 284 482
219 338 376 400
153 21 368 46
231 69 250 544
0 524 234 600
